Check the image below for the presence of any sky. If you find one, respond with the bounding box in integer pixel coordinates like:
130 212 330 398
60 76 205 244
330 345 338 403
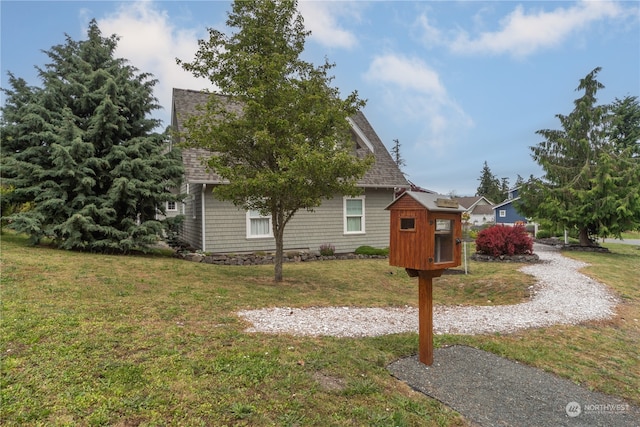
1 1 639 196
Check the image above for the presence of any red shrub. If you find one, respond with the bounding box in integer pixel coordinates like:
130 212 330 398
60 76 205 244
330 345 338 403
475 224 533 257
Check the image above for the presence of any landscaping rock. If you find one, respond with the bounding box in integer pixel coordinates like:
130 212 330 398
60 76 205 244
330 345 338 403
560 244 610 253
471 253 540 263
183 253 204 263
176 251 388 265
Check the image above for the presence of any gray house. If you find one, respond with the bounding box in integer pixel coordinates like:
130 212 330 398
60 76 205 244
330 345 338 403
452 196 495 226
171 88 410 254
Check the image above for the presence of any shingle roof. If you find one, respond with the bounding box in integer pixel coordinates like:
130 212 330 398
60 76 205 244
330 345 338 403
453 196 496 208
471 204 494 215
493 197 521 209
171 88 410 188
453 196 483 209
386 191 466 213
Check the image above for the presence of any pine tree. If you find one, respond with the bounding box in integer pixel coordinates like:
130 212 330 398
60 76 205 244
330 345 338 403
499 177 510 198
391 139 406 169
609 96 640 156
0 20 183 252
476 161 502 203
519 68 640 245
178 0 372 282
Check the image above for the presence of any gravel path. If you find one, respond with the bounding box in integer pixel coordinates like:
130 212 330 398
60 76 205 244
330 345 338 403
237 244 619 337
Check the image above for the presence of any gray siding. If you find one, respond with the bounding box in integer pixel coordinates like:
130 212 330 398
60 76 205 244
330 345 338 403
180 183 203 249
197 188 395 253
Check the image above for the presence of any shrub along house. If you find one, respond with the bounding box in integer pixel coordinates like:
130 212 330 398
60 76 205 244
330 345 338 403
171 88 410 254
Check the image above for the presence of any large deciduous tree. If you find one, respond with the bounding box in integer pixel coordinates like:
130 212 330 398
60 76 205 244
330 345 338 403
518 68 640 246
0 20 183 252
178 0 372 282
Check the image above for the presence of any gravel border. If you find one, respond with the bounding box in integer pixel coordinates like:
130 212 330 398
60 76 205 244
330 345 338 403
237 244 619 337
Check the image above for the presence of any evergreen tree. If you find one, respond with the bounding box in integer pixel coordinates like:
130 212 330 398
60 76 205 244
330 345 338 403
514 174 525 188
519 68 640 245
609 96 640 156
603 95 640 231
476 161 502 203
0 20 183 252
499 177 510 198
178 0 372 282
391 139 406 169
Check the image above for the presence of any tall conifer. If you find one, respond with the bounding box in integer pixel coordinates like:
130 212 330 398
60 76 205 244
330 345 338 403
1 20 183 252
519 68 640 245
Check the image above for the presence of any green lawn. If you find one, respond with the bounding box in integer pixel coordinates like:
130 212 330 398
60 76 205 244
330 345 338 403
1 233 638 426
621 230 640 240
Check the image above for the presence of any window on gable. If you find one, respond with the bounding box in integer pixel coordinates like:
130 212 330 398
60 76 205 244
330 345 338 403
247 209 273 238
344 197 365 234
499 210 506 218
167 201 177 212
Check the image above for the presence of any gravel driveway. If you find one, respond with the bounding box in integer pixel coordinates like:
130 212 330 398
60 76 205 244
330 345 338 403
237 244 619 337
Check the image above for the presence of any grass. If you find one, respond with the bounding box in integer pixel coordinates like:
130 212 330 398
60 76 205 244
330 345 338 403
1 233 638 425
441 242 640 404
620 230 640 240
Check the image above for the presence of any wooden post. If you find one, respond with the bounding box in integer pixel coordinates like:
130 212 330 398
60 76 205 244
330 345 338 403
417 270 443 366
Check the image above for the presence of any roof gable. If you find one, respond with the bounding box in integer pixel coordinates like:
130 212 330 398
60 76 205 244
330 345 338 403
453 195 495 209
171 88 409 188
386 191 466 212
493 197 521 209
470 204 494 215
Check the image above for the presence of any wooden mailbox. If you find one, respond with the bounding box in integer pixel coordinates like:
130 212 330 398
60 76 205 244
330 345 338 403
386 191 465 366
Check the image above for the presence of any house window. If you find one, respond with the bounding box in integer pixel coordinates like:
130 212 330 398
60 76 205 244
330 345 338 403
499 210 506 218
400 217 415 230
167 201 177 212
247 209 273 238
344 197 365 234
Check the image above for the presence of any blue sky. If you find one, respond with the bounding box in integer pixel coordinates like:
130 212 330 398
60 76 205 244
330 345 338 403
2 1 639 196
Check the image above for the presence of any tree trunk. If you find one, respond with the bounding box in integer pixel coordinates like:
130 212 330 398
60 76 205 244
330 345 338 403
274 228 284 282
578 227 593 246
273 208 285 282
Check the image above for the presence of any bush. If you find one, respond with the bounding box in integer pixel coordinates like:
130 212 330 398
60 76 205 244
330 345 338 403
319 243 335 256
354 246 389 256
475 225 533 257
163 215 187 250
536 230 553 239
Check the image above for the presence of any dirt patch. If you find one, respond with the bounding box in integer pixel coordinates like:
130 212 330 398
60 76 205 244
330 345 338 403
312 372 346 392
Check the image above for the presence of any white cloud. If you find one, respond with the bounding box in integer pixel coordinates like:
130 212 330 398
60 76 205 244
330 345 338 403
413 12 443 48
298 1 359 49
97 1 211 128
363 54 472 152
424 0 626 58
366 54 446 99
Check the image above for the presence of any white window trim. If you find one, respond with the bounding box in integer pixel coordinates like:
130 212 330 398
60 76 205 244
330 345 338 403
499 209 507 218
343 196 366 235
246 209 273 239
166 201 177 212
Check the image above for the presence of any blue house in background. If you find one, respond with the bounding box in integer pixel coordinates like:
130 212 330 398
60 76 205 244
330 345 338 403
493 188 528 225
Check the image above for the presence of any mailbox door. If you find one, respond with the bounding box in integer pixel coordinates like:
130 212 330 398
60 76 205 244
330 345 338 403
434 218 454 264
429 212 462 269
